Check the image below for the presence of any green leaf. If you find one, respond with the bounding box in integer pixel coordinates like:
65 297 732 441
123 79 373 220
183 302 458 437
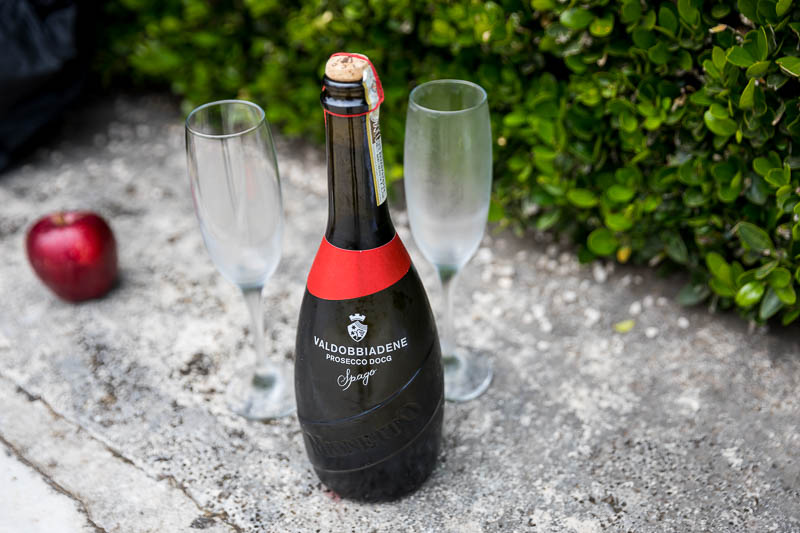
782 307 800 325
711 278 737 297
560 8 594 29
732 262 745 284
706 251 733 285
738 269 758 287
739 78 756 109
604 212 634 231
683 188 708 207
776 284 797 305
643 116 663 130
677 283 711 305
753 157 776 176
642 195 662 212
620 0 642 23
690 88 714 106
659 5 678 34
765 167 790 187
712 4 732 17
727 46 756 67
587 228 618 255
488 199 505 222
503 112 527 127
536 209 561 230
737 221 775 252
567 188 600 208
718 180 742 203
677 0 700 24
704 59 722 79
712 46 727 71
706 252 731 274
703 110 738 137
778 185 795 209
589 15 615 37
619 111 638 132
776 0 792 16
607 184 636 203
648 41 669 65
747 175 770 205
679 159 703 185
711 161 737 182
756 27 769 61
736 280 766 307
757 0 779 22
746 61 771 78
663 231 689 264
755 260 778 279
738 0 759 21
641 8 657 29
532 0 556 9
709 103 729 119
776 57 800 77
759 288 784 319
769 267 792 288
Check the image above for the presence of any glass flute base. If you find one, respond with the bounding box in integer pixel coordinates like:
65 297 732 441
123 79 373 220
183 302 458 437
442 348 492 402
226 360 295 420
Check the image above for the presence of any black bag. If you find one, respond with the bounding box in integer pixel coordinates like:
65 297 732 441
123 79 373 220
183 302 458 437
0 0 90 170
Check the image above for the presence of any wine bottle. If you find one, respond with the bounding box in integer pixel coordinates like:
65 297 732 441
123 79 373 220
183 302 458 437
295 53 444 501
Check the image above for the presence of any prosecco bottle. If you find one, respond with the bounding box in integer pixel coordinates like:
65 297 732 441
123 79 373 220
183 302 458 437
294 53 444 501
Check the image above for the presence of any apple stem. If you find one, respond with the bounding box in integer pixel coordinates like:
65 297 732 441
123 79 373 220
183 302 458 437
52 213 66 226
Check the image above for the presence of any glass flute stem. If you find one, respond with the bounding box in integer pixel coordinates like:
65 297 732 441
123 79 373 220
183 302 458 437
436 263 493 402
226 285 293 419
437 266 459 359
241 286 274 380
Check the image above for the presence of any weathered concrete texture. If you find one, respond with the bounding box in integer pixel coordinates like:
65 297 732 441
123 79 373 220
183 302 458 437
1 436 96 533
0 376 236 533
0 95 798 532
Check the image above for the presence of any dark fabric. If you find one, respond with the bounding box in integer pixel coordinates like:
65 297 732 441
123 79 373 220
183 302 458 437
0 0 85 171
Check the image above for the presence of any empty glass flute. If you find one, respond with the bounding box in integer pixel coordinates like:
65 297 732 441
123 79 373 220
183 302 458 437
404 80 493 402
185 100 294 419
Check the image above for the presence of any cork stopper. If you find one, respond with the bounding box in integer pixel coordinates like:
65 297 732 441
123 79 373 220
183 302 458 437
325 54 369 82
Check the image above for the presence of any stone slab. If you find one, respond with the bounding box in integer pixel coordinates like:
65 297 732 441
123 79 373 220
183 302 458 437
1 439 96 533
0 376 236 532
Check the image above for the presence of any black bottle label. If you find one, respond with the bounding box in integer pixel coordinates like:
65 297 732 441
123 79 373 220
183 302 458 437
295 234 443 472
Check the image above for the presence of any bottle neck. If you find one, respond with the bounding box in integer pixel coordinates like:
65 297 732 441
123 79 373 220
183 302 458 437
322 77 394 250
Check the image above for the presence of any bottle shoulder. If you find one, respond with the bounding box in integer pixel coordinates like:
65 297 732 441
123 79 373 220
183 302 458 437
306 232 410 300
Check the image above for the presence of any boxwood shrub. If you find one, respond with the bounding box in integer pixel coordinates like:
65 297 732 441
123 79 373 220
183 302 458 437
97 0 800 324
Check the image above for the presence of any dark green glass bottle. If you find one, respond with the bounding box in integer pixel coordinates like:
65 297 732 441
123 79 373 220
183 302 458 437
294 54 444 501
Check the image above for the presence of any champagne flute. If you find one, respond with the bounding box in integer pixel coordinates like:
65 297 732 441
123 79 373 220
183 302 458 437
404 80 493 402
185 100 294 419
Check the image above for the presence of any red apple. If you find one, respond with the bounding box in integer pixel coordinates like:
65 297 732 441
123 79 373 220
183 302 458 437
25 211 118 302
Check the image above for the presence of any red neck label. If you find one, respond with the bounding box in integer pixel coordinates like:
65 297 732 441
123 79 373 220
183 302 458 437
307 234 411 300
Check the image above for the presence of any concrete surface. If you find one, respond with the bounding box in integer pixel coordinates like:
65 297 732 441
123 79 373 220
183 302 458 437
1 441 96 533
0 95 798 532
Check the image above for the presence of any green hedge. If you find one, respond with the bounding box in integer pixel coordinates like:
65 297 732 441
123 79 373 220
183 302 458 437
98 0 800 324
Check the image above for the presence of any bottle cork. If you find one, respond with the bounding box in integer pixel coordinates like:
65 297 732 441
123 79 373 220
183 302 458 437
325 54 369 82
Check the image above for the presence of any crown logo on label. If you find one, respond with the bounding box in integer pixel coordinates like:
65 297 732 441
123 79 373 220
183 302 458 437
347 313 368 342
